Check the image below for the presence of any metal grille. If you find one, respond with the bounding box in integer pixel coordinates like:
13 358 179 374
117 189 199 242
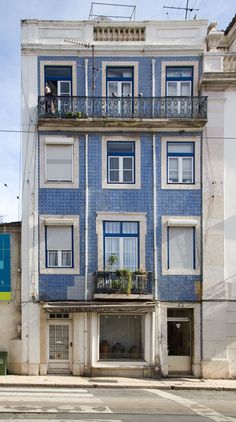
49 325 69 360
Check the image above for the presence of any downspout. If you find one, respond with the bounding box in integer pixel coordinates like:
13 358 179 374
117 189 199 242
85 59 88 114
84 59 89 373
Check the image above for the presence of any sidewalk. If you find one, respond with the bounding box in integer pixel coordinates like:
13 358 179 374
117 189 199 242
0 375 236 390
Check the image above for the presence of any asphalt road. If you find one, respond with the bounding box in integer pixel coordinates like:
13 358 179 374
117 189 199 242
0 387 235 421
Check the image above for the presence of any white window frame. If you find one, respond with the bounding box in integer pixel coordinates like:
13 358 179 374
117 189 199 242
161 136 200 190
167 142 194 184
40 215 80 275
96 212 146 271
46 226 73 268
108 155 134 183
40 136 79 189
40 60 77 97
162 216 201 276
102 136 141 189
161 60 199 97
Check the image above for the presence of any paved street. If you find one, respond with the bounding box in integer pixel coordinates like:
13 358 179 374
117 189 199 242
0 387 236 421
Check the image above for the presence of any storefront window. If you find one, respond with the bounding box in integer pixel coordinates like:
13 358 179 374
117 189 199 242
99 314 144 360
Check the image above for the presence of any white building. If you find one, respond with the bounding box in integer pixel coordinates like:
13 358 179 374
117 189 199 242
201 16 236 378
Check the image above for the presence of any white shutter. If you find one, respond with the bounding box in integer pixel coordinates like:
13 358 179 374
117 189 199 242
46 145 72 181
168 227 194 269
47 226 72 251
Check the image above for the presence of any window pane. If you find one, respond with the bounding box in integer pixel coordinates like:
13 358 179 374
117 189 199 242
182 158 193 183
168 157 179 183
100 315 144 360
167 82 177 96
122 82 132 96
62 251 72 267
105 237 120 269
181 81 191 96
167 68 192 78
108 82 118 96
110 170 119 182
123 170 133 182
168 227 194 269
109 157 119 170
123 237 138 271
108 142 134 154
47 226 72 250
168 143 193 154
123 157 133 170
48 251 58 267
45 66 72 80
58 81 71 96
107 68 133 78
168 321 191 356
46 145 72 181
122 222 138 234
105 222 120 233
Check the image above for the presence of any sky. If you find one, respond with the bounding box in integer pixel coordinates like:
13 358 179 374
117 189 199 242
0 0 235 222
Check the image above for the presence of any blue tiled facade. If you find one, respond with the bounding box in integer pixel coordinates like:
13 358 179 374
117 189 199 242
38 55 202 303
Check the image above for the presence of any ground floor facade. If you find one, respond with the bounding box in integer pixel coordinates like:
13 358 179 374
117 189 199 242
15 301 204 378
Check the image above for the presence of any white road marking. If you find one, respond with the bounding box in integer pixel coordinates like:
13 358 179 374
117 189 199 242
146 389 236 422
0 420 120 422
0 388 113 414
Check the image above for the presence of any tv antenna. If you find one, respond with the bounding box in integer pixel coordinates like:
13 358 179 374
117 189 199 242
163 0 199 20
89 2 136 21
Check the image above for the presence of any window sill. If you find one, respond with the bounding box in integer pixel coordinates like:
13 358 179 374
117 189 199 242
162 268 200 276
162 183 200 190
102 182 141 190
40 267 80 275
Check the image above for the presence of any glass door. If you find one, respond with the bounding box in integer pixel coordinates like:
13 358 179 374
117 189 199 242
167 309 192 374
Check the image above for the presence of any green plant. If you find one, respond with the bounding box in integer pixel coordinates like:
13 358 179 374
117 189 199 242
116 269 131 295
107 253 117 270
76 111 82 118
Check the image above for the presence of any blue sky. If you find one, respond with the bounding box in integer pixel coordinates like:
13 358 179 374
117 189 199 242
0 0 235 222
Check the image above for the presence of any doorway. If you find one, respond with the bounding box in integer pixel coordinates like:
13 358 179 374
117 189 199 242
48 321 72 374
167 309 192 374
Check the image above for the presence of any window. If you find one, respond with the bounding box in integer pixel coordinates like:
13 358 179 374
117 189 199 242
45 66 72 96
166 67 193 97
100 314 144 360
46 144 73 182
167 142 194 184
167 226 195 270
45 66 72 114
104 221 139 271
106 67 133 116
107 141 135 184
46 226 73 268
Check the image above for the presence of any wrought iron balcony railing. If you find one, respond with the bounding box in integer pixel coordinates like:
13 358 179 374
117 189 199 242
94 270 152 295
38 96 207 120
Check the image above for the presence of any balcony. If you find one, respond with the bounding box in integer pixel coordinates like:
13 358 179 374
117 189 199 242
93 270 153 300
38 96 207 131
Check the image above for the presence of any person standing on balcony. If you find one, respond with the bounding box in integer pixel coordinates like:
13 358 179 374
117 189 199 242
45 83 55 114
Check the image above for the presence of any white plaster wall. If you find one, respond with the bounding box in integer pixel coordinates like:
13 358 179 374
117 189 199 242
224 89 236 299
21 48 40 374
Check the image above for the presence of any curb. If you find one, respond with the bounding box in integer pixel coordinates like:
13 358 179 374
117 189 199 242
0 383 235 391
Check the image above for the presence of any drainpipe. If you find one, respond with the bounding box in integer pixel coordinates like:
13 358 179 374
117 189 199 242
84 133 89 373
152 133 158 300
152 59 155 117
85 59 88 115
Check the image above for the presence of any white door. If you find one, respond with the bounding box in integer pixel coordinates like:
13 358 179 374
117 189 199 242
167 314 192 373
107 81 132 116
167 80 192 116
58 80 71 114
48 322 72 374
